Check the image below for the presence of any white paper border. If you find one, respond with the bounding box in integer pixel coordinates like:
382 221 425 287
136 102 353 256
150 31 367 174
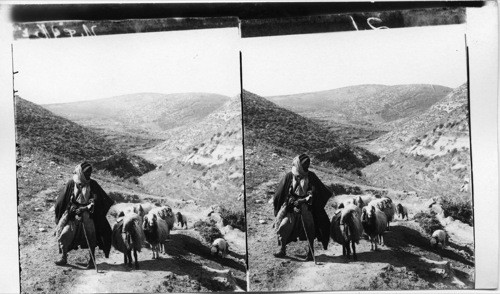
0 2 498 293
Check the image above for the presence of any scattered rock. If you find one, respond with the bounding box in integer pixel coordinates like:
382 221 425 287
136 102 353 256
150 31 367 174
34 208 43 212
210 212 224 227
38 228 47 232
229 172 243 179
258 219 267 224
164 272 175 279
204 208 214 217
425 198 436 208
430 203 444 215
444 216 454 225
255 199 264 204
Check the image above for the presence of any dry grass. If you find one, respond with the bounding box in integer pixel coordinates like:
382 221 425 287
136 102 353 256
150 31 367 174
193 220 224 244
219 206 246 232
413 211 444 236
440 196 473 226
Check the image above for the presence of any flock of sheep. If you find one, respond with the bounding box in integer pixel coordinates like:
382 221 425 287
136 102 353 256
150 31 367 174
111 204 228 269
110 196 446 269
331 195 447 260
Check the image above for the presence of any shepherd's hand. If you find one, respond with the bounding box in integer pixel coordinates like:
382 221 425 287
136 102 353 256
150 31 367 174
293 207 301 213
76 207 87 215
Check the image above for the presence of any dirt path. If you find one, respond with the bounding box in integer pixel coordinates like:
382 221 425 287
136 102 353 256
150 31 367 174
70 229 245 293
19 184 246 293
247 180 474 291
72 196 247 293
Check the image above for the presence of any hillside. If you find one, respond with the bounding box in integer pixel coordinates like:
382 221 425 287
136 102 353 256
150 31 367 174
137 95 244 211
242 89 378 170
15 96 116 163
268 84 451 128
17 93 247 293
44 92 230 137
15 96 156 179
244 85 473 291
363 83 471 201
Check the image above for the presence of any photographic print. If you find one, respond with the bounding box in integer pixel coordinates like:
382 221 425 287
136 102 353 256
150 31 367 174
13 21 246 292
242 10 474 291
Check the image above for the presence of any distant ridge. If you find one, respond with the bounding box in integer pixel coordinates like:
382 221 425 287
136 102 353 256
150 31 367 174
242 90 378 170
363 83 471 198
268 84 452 126
44 92 231 134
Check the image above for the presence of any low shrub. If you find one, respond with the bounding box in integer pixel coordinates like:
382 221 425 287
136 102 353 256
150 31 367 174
219 206 246 232
440 197 473 226
414 211 443 236
193 220 223 243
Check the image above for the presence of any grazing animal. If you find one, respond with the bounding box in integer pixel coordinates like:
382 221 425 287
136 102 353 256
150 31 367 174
143 210 170 259
370 197 395 229
149 206 175 253
123 203 152 218
430 229 447 259
151 206 176 230
330 204 363 260
361 205 388 251
211 238 229 258
430 229 447 249
338 195 366 211
176 212 188 229
396 203 408 220
112 212 145 269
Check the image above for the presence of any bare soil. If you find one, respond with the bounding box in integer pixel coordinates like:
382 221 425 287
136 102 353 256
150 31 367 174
245 153 474 292
17 154 246 293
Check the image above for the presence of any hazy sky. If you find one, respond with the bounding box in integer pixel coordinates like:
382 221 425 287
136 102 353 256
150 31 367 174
242 24 467 96
13 27 240 104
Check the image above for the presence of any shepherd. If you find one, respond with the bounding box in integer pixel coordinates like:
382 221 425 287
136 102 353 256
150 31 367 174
54 162 114 269
273 154 332 261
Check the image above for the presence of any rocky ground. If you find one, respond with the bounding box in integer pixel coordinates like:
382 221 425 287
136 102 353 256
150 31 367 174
243 83 474 291
17 154 246 293
245 152 474 291
16 93 246 293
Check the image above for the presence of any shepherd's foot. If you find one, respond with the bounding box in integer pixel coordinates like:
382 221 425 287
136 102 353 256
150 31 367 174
86 260 95 270
55 258 67 266
273 250 286 258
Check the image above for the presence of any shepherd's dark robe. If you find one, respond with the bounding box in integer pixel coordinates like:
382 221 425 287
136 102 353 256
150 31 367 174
55 179 114 257
273 171 332 250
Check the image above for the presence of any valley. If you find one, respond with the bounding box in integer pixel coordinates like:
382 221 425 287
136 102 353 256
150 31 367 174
16 93 246 293
243 84 474 291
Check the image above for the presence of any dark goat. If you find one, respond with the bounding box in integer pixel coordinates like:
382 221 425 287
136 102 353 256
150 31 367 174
396 203 408 220
176 211 188 229
112 212 145 269
361 205 387 251
330 204 363 260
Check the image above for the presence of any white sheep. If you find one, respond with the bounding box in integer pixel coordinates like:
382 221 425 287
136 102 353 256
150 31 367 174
211 238 229 258
430 229 447 249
